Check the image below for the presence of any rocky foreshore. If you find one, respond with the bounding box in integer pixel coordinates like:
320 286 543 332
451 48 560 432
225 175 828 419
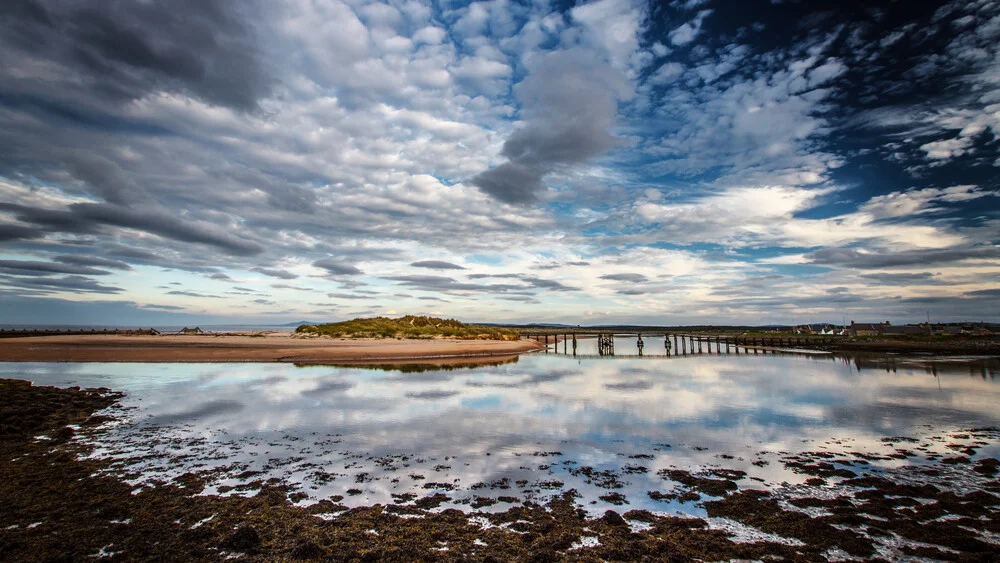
3 378 1000 562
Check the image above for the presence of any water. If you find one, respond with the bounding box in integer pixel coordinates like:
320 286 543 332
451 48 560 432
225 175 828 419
5 343 999 516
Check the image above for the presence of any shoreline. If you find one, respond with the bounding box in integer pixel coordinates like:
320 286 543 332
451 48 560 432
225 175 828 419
0 333 545 363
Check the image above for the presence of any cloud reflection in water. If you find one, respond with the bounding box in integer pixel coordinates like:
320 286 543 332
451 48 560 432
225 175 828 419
5 352 998 514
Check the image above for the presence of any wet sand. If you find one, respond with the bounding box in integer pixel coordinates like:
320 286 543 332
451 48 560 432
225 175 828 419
0 333 544 363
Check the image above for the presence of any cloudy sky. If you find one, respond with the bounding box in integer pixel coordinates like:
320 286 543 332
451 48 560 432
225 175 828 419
1 0 998 326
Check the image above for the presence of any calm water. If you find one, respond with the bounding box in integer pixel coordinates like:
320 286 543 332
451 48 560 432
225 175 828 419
6 342 999 515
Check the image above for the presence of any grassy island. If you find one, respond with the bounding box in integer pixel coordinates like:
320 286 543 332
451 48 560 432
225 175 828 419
295 315 520 340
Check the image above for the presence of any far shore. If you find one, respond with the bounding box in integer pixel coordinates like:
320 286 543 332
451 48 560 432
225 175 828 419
0 332 545 363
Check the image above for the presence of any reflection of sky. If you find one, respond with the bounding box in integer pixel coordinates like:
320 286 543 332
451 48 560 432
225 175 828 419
4 352 998 515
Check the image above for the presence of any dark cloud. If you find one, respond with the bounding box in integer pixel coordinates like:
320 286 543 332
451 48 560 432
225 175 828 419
519 275 578 292
326 292 369 300
232 286 261 293
167 290 221 298
2 202 265 256
469 49 631 204
964 288 1000 298
209 272 232 280
54 255 132 270
466 273 578 292
142 304 185 311
271 284 315 292
0 274 123 294
252 267 298 279
533 260 591 270
0 259 110 276
859 272 937 284
600 273 649 283
0 224 44 242
313 259 363 276
405 390 458 400
0 296 234 324
499 295 541 303
106 246 160 261
605 380 654 391
305 380 355 395
467 273 519 279
806 247 1000 269
149 400 245 425
385 274 524 294
383 273 576 295
0 0 273 112
411 260 465 270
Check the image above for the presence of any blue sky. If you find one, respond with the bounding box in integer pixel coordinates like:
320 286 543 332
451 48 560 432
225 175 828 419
0 0 998 325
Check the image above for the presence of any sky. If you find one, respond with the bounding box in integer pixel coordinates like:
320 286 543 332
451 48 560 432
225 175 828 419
0 0 998 326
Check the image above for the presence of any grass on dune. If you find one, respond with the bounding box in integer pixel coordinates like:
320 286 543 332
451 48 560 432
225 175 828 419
295 316 520 340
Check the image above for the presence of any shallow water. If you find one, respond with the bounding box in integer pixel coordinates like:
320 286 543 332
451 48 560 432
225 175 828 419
6 342 999 516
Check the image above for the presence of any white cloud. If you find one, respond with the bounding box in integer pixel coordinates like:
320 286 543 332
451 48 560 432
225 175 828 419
920 137 974 159
631 184 974 250
668 9 712 46
649 62 684 84
413 26 447 45
569 0 648 71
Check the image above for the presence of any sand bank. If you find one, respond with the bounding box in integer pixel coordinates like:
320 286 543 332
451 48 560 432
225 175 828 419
0 332 545 363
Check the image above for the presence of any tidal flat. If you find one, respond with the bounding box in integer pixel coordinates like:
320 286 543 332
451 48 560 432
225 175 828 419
2 345 1000 561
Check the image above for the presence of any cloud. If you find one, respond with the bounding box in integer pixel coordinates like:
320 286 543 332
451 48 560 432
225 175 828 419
326 292 369 300
857 272 940 285
411 260 465 270
252 267 298 280
0 0 274 112
668 9 712 46
271 283 315 292
143 304 186 311
412 26 446 45
167 290 222 298
0 224 45 242
469 48 633 204
0 274 124 294
920 137 974 160
0 259 110 276
600 273 649 282
630 185 971 250
313 259 363 276
964 288 1000 298
54 255 132 270
805 247 1000 269
384 274 525 294
0 0 996 325
2 202 265 256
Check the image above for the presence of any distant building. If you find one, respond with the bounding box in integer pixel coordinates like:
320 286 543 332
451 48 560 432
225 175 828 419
883 325 927 336
849 321 889 337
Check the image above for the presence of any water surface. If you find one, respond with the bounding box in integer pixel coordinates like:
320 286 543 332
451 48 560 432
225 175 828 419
7 344 999 515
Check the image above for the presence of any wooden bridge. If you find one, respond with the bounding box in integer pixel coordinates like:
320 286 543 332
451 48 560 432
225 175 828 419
522 332 836 357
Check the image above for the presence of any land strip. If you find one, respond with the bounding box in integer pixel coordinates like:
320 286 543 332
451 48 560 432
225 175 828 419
0 333 544 363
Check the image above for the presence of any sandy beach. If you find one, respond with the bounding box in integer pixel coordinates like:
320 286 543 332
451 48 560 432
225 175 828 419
0 332 545 363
